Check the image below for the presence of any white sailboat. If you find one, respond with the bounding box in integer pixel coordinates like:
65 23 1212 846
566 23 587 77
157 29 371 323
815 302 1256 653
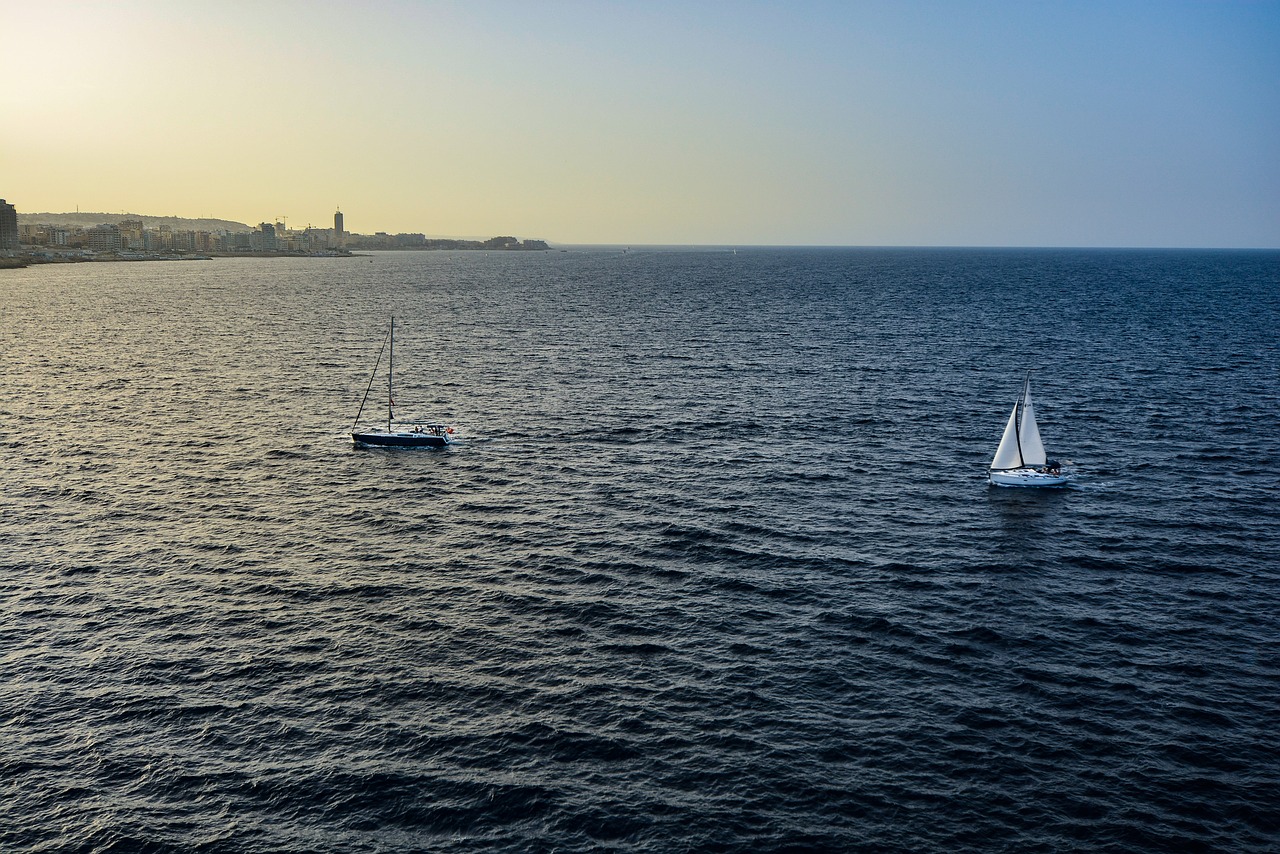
351 317 455 448
989 374 1068 487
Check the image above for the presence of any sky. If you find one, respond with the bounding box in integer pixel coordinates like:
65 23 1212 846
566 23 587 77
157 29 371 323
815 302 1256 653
2 1 1277 247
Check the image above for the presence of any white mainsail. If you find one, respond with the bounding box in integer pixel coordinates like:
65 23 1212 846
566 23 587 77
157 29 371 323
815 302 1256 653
990 376 1050 471
1018 382 1047 466
990 402 1023 470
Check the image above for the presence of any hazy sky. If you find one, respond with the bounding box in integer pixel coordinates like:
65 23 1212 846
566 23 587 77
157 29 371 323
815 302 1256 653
3 1 1277 246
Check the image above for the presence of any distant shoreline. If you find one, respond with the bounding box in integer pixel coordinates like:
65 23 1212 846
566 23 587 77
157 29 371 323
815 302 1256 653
3 244 574 267
7 251 356 266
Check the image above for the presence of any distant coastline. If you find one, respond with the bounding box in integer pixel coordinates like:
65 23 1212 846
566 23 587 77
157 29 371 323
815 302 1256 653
10 250 354 266
7 210 549 265
17 212 253 233
345 235 549 251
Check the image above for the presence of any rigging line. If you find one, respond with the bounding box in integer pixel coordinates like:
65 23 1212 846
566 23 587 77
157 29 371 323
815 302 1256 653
351 325 392 432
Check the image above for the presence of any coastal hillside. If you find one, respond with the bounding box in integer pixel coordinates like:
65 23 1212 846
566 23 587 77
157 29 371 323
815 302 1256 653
17 212 253 232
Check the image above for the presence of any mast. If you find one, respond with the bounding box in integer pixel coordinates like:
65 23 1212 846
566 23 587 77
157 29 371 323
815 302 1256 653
1013 373 1027 468
387 317 394 432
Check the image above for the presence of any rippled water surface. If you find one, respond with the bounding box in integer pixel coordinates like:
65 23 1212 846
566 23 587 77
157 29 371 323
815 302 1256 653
2 248 1278 852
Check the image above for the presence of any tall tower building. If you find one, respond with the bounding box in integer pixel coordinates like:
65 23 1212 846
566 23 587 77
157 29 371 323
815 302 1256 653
0 199 19 252
334 209 344 248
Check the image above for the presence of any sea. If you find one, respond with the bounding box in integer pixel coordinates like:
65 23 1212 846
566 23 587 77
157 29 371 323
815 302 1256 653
1 247 1277 853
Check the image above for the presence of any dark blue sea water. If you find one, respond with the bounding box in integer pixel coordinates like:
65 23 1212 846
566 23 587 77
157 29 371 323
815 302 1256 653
2 248 1278 852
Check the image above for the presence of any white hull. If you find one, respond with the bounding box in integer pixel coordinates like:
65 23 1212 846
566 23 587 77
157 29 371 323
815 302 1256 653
989 468 1068 488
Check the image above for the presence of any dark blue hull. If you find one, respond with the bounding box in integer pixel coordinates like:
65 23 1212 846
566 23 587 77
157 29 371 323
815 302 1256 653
352 431 449 448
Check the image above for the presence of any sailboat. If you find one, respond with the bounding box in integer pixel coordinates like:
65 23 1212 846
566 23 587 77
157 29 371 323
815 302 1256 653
988 374 1068 487
351 317 455 448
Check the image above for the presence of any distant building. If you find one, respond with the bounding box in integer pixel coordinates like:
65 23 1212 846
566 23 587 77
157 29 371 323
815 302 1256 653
333 209 344 248
145 224 172 251
0 199 18 251
119 219 145 250
302 226 333 250
228 232 253 251
256 222 278 251
85 224 121 252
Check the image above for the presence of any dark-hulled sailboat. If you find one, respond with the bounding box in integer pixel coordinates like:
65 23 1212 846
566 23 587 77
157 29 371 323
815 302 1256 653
351 318 455 448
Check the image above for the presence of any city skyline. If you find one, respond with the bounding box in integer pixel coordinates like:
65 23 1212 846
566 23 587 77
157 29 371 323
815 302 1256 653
8 204 550 258
3 1 1278 248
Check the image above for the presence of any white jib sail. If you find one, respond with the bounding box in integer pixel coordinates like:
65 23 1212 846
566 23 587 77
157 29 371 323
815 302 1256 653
1018 384 1047 466
990 402 1023 470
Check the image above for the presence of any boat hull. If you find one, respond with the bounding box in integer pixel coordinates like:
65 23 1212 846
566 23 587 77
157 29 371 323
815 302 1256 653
989 468 1068 488
352 431 451 448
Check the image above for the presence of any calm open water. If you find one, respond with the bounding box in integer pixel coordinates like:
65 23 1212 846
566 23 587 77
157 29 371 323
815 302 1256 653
1 248 1278 852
